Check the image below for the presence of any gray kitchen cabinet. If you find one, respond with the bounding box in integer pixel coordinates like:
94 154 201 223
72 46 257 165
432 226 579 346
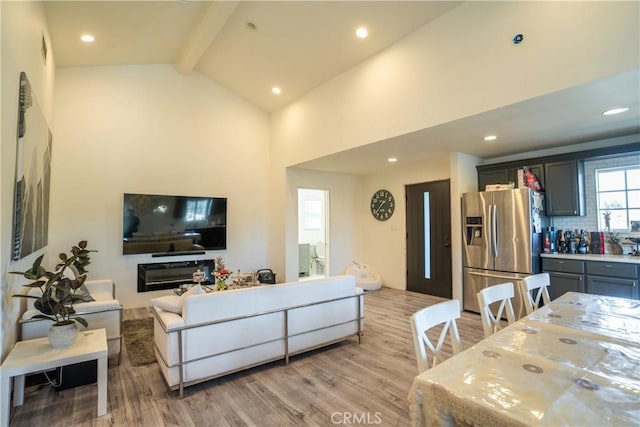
477 163 545 192
544 160 585 216
586 275 638 299
475 141 637 200
585 261 639 299
477 167 510 191
542 258 585 300
509 163 545 190
544 257 640 300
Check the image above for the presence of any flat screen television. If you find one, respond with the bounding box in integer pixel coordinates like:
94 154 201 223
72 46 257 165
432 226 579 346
123 193 227 255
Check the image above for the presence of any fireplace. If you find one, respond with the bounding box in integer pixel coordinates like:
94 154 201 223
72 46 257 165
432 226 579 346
137 259 215 292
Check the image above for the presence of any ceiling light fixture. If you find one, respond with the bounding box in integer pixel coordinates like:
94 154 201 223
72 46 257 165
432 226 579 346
356 27 368 39
602 107 629 116
387 157 397 163
272 87 281 95
483 135 497 141
80 34 95 43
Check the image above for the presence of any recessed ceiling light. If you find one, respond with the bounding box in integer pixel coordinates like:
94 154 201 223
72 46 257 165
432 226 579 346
272 87 281 95
387 157 397 163
356 27 368 39
602 107 629 116
80 34 95 43
483 135 497 141
246 21 258 32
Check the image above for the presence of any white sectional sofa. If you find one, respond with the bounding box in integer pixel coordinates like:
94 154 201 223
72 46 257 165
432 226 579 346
152 275 364 396
20 279 123 362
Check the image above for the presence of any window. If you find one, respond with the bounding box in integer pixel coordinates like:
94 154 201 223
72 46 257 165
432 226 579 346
596 166 640 230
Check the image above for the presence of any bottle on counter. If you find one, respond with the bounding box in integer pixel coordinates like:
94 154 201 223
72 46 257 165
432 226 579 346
543 228 551 253
556 229 563 253
568 230 577 254
577 230 588 254
559 231 567 253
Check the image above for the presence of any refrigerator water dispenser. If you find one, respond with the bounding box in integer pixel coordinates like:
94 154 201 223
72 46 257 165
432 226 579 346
465 216 484 246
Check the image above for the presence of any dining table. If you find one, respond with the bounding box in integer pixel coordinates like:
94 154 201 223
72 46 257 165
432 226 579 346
408 292 640 426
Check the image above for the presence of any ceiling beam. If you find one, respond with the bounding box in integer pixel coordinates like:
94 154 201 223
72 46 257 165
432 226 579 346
176 1 239 74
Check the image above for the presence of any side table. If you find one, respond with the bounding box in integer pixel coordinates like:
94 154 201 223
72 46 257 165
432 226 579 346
0 328 108 426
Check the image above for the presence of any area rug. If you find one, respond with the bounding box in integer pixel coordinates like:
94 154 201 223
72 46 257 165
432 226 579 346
122 317 156 367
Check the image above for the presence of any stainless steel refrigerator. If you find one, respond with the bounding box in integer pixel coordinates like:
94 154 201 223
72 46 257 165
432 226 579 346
462 188 548 317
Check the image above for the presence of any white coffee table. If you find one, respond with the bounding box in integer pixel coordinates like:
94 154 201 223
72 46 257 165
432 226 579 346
0 328 108 426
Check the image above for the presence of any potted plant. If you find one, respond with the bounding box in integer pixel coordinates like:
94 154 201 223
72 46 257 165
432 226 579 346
11 240 97 348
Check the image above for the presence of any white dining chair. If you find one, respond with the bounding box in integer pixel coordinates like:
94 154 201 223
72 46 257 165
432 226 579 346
410 299 462 373
477 282 516 338
521 273 551 315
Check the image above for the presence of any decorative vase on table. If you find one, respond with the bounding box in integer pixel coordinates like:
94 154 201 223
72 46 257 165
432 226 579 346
215 277 228 291
48 322 79 348
213 256 231 291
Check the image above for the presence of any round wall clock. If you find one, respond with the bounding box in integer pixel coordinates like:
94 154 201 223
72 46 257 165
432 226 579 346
370 189 395 221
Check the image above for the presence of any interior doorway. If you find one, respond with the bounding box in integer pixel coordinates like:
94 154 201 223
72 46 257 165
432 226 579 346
406 179 452 298
298 188 329 279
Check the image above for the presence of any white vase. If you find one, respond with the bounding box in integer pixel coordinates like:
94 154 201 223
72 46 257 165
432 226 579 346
48 322 79 348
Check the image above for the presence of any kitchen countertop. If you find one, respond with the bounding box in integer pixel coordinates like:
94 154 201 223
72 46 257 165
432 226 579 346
541 253 640 264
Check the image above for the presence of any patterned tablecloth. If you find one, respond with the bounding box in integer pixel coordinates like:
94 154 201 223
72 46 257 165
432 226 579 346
409 292 640 426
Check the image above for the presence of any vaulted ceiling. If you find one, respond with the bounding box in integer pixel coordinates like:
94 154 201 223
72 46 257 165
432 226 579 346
45 1 461 112
43 1 639 172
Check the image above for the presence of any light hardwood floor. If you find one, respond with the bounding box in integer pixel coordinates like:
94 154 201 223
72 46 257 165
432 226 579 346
9 288 486 426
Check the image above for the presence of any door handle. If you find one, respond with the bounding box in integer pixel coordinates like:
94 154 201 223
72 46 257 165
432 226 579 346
443 234 451 248
468 271 524 281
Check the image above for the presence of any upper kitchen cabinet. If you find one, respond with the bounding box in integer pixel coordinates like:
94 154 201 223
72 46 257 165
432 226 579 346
544 159 585 216
477 163 545 191
477 167 510 191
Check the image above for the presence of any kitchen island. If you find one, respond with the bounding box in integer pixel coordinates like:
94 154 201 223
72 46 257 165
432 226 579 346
541 253 639 300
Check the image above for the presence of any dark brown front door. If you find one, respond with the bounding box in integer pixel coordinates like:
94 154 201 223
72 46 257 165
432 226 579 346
406 179 452 298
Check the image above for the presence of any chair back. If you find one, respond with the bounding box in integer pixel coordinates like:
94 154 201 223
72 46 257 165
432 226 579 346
410 299 462 373
521 273 551 315
477 282 516 338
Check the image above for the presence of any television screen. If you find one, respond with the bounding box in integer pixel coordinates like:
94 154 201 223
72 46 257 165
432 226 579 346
123 193 227 255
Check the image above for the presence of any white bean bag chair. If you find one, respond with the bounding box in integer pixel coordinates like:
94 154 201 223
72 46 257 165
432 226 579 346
344 261 382 291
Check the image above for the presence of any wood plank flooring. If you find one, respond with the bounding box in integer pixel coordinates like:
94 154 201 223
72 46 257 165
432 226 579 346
8 288 486 426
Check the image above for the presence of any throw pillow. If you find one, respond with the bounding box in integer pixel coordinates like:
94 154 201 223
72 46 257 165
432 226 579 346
181 283 206 299
151 285 206 315
151 295 182 314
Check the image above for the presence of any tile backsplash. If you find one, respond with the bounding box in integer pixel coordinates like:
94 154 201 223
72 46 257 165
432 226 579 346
550 153 640 254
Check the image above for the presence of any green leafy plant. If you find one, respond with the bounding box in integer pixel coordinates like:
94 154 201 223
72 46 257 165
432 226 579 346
11 240 97 327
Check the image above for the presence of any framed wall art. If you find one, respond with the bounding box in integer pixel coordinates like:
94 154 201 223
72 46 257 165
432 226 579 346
11 72 52 261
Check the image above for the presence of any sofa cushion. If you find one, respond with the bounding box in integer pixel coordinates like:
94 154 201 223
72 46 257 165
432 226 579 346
151 295 182 314
182 283 206 298
22 298 121 320
151 284 206 315
181 275 358 326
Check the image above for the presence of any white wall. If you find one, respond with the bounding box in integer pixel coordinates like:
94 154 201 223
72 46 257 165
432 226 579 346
271 1 639 170
51 65 270 308
1 1 56 361
287 152 479 301
361 153 451 290
449 152 482 302
270 1 639 292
